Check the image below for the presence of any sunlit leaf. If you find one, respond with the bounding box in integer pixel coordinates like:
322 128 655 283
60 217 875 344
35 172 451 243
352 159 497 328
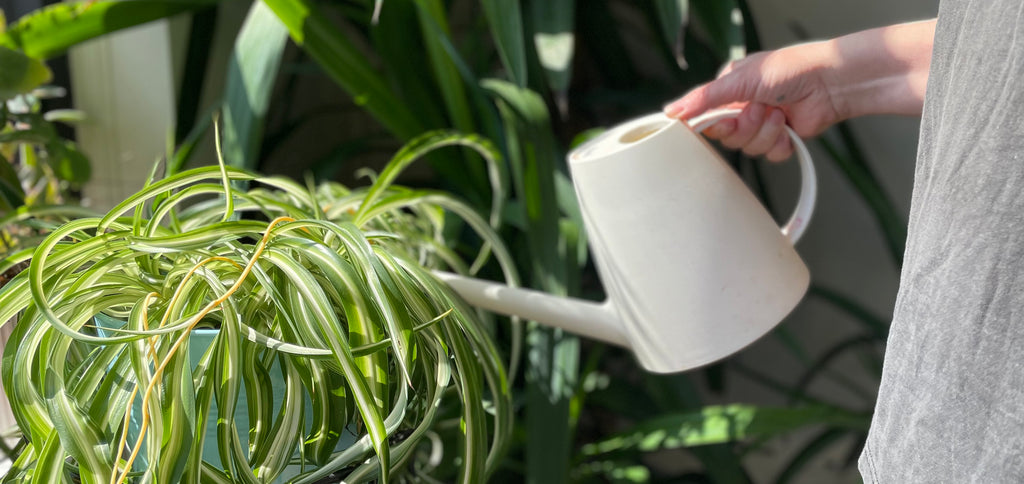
581 404 869 458
261 0 423 139
0 46 51 100
221 1 288 171
531 0 575 116
41 109 86 124
0 0 219 59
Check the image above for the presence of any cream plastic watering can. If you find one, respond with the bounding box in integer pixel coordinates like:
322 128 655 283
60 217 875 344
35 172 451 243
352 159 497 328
434 109 816 373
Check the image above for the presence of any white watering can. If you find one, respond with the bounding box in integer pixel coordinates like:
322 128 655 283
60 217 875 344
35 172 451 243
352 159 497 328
435 109 816 373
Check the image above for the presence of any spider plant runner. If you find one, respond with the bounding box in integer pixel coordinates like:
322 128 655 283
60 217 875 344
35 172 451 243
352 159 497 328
0 131 516 483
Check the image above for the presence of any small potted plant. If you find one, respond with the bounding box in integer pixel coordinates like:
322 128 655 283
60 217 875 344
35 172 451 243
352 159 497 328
0 131 515 483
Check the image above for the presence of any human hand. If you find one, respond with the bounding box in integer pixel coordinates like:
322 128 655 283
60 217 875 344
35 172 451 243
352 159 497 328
664 21 936 161
664 42 842 162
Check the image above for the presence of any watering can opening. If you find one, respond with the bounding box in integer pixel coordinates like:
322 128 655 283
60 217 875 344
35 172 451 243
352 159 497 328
573 114 678 161
436 109 817 374
618 120 673 144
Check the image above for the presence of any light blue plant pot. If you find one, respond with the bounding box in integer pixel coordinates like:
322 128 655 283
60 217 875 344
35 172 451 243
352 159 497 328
94 315 355 482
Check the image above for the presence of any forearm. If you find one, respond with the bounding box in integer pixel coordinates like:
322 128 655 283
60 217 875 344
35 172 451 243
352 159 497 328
663 19 937 151
824 19 936 119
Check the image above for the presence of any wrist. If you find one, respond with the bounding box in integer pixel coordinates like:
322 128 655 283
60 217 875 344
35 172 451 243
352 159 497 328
818 37 860 121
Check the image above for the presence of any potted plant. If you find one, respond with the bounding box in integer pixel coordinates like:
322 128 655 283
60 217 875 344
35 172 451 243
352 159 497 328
0 131 515 483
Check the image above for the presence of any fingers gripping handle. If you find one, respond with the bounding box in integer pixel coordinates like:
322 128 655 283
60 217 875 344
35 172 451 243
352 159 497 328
686 108 818 244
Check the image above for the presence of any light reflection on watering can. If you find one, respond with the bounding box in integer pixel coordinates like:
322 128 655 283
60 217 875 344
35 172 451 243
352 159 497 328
434 109 816 373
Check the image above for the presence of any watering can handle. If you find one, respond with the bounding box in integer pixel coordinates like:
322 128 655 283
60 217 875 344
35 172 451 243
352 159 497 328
686 109 817 244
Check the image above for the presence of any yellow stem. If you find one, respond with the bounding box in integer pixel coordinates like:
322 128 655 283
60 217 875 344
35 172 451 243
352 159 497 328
114 217 295 484
110 386 139 484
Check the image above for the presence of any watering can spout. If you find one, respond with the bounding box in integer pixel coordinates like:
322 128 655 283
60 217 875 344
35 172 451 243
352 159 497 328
432 271 626 346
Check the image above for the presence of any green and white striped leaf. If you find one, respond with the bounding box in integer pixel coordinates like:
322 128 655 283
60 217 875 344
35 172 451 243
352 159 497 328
0 0 220 60
0 133 514 483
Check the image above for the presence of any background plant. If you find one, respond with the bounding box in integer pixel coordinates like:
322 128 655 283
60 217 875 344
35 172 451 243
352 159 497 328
0 1 909 482
0 39 92 257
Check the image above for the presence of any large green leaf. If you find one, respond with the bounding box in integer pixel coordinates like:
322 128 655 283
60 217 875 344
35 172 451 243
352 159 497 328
0 153 25 210
484 79 579 484
481 80 563 286
261 0 424 140
221 0 289 170
369 1 446 130
481 0 527 87
0 0 219 60
413 1 475 133
652 0 689 69
530 0 575 115
48 142 91 184
0 46 51 100
690 0 745 61
581 404 869 458
404 1 496 207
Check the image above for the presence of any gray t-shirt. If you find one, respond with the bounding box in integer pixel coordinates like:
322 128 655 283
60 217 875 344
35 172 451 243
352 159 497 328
859 0 1024 481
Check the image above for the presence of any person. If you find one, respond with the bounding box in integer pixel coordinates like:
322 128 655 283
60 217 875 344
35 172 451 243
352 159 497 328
664 3 1024 482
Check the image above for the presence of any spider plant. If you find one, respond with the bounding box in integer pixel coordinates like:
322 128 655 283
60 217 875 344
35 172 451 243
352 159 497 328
0 131 514 483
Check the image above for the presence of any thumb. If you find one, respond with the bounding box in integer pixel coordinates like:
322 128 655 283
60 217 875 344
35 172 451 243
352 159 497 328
663 74 750 120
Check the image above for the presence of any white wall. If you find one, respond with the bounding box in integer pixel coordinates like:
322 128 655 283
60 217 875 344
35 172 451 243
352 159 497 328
68 2 251 211
69 21 179 210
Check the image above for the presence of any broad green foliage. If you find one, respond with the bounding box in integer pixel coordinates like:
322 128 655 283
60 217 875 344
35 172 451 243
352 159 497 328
581 404 868 458
261 0 423 140
690 0 746 62
481 0 527 88
484 78 582 483
653 0 690 69
0 1 219 60
221 1 289 170
1 89 92 254
531 0 575 114
0 153 23 211
0 132 514 483
0 47 50 101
